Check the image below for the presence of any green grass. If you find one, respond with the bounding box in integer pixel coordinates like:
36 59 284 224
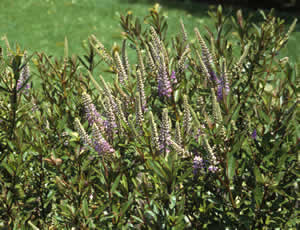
0 0 299 65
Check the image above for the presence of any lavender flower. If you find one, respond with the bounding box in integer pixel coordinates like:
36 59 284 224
216 76 224 101
149 111 160 152
169 139 189 157
103 97 118 136
145 43 156 72
209 70 218 82
194 124 206 141
224 72 230 95
136 46 145 80
74 118 92 146
170 70 177 84
17 53 30 94
135 92 144 128
208 154 219 173
121 39 130 75
208 165 219 173
92 124 115 155
136 69 147 111
193 156 204 176
178 47 190 73
194 28 214 71
251 129 257 140
114 51 128 84
157 55 172 98
82 92 105 132
159 108 171 154
214 73 230 102
203 135 220 173
150 27 162 56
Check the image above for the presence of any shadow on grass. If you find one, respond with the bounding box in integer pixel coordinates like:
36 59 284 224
121 0 299 31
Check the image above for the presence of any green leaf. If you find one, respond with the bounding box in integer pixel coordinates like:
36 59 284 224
253 165 264 184
231 130 247 154
12 55 22 71
120 196 133 218
121 174 128 192
131 215 144 224
111 174 122 194
231 104 241 122
0 85 9 92
147 160 166 181
1 162 14 176
145 210 157 222
254 185 264 207
227 152 236 181
82 198 89 217
19 53 35 71
28 221 40 230
174 89 180 103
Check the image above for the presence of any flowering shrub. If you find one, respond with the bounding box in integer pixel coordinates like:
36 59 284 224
0 5 299 229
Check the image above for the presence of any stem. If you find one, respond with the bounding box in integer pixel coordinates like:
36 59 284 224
9 84 18 139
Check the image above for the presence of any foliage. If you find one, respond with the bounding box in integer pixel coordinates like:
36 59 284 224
0 5 299 229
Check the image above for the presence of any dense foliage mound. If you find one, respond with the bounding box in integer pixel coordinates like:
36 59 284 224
0 5 299 229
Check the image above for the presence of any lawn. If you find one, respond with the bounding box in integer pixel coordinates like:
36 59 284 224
1 0 299 59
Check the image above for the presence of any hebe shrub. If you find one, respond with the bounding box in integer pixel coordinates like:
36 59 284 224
0 5 299 229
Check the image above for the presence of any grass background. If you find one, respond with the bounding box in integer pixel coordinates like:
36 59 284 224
1 0 299 71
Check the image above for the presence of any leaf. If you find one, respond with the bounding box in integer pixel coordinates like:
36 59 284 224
111 174 122 194
120 196 133 218
12 55 22 71
147 160 166 181
131 215 144 224
227 152 236 181
231 130 247 154
258 108 270 124
19 53 35 71
78 56 89 69
230 104 241 122
174 89 180 103
253 165 264 184
82 198 89 217
145 210 157 222
87 70 103 94
28 221 40 230
0 85 10 93
1 162 14 176
121 174 128 192
254 185 264 207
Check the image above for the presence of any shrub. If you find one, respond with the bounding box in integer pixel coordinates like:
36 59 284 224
0 5 298 229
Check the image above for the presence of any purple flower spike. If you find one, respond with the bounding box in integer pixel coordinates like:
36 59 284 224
215 76 224 101
193 156 204 176
92 124 115 155
170 70 177 84
251 129 257 140
82 93 105 132
208 165 219 173
17 61 30 94
157 55 172 98
158 74 172 98
210 71 230 102
209 70 218 82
